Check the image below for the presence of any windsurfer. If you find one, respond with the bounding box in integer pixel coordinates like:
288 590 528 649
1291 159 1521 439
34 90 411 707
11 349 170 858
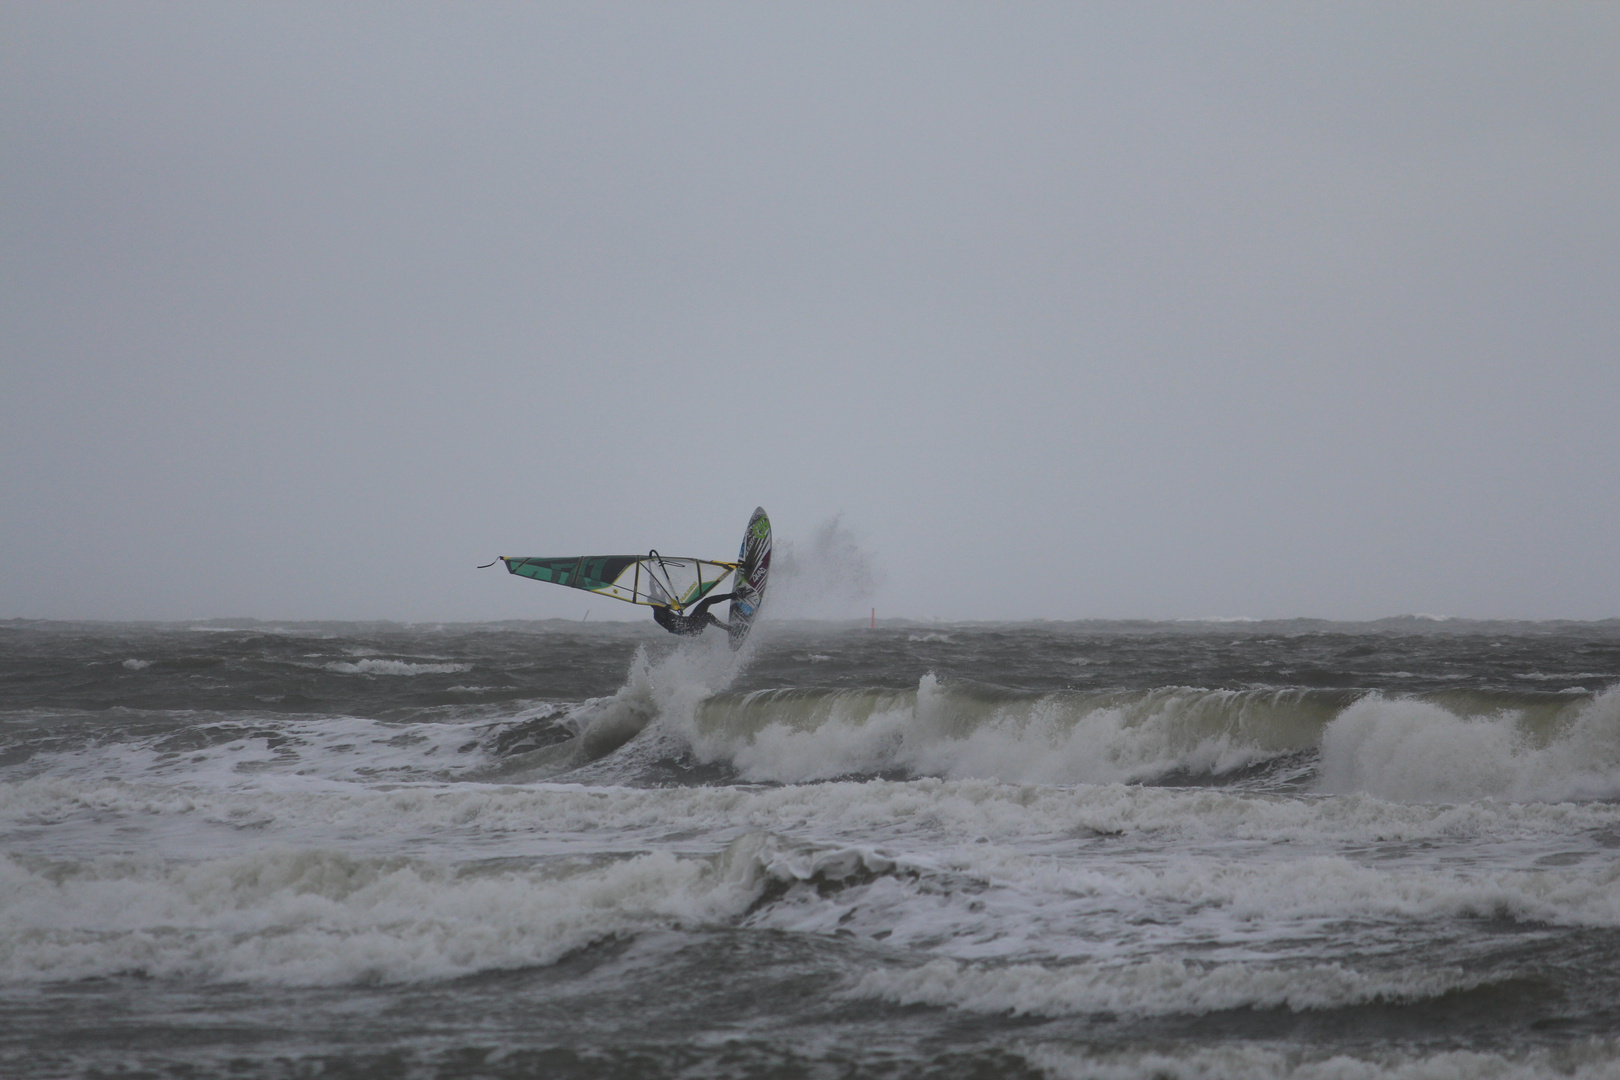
652 592 733 636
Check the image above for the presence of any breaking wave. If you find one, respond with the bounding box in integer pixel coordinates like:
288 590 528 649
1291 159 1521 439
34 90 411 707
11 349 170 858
683 677 1338 785
662 673 1619 801
0 833 884 986
14 643 1619 811
1317 686 1620 803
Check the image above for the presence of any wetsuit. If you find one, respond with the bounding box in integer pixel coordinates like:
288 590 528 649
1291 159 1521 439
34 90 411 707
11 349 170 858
652 593 733 636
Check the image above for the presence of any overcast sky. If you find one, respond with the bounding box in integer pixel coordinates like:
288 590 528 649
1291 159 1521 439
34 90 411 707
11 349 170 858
2 2 1616 622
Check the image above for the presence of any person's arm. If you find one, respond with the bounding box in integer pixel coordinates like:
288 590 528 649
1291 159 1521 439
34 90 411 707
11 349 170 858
691 592 735 617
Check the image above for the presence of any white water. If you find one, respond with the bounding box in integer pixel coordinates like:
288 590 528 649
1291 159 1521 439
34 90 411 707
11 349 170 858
1024 1042 1620 1080
1317 686 1620 802
7 625 1620 1078
680 670 1620 803
6 764 1620 990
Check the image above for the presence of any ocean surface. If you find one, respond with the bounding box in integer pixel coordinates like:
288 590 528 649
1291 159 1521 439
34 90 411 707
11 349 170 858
3 617 1620 1079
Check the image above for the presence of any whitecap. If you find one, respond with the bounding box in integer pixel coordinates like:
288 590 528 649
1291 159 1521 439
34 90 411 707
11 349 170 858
323 660 472 676
851 956 1487 1017
1317 686 1620 803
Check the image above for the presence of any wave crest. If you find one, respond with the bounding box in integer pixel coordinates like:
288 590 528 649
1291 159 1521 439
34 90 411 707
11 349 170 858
685 678 1345 785
1318 686 1620 802
0 832 885 986
668 677 1618 802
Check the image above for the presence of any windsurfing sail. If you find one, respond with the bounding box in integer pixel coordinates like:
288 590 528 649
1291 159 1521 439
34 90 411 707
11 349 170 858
499 554 738 612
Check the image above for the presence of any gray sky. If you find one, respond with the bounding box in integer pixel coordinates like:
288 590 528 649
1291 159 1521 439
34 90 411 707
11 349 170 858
3 2 1616 622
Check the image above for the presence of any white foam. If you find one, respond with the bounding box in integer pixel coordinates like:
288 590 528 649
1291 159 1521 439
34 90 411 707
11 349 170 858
851 956 1484 1017
0 832 819 985
5 711 508 790
1024 1041 1620 1080
560 639 747 769
1517 672 1614 681
8 774 1618 866
7 773 1620 993
1318 687 1620 802
1061 851 1620 929
322 660 472 675
121 659 151 670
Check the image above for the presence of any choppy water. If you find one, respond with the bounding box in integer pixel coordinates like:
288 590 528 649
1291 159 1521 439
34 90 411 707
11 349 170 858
3 617 1620 1078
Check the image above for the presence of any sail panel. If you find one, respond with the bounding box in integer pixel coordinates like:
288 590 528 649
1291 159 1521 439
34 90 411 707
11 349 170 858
502 555 737 611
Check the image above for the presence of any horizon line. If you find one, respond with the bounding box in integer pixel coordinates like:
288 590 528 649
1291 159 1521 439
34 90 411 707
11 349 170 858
5 614 1619 628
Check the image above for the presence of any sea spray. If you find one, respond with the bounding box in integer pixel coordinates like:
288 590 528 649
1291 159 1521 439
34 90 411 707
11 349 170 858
573 634 754 763
761 515 881 620
1318 685 1620 802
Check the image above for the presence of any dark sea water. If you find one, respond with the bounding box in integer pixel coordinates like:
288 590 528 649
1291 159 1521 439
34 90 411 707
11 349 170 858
3 617 1620 1079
